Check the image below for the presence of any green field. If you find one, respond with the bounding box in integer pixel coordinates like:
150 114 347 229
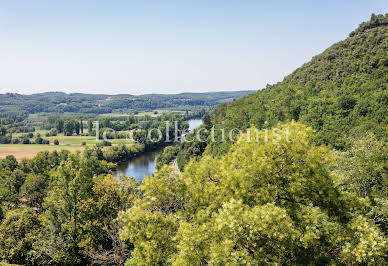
0 134 134 160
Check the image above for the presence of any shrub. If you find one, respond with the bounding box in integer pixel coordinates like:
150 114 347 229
102 140 112 146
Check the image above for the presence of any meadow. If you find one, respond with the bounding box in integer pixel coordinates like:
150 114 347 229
0 134 134 160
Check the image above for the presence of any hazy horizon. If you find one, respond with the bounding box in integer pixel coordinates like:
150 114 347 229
1 89 256 96
0 1 387 95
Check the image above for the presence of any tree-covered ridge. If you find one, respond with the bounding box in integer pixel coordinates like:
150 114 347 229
198 14 388 157
0 91 254 114
350 13 388 37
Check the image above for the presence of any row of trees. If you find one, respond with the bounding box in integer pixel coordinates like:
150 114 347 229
54 119 84 136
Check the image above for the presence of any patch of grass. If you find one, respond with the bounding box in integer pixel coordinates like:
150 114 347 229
46 135 96 145
0 134 135 160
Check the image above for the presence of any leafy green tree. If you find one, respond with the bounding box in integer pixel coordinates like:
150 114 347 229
335 133 388 233
74 120 80 135
156 145 179 170
0 155 18 173
88 119 93 133
37 153 97 264
56 119 64 133
19 174 49 210
63 120 74 136
0 208 41 265
79 175 137 265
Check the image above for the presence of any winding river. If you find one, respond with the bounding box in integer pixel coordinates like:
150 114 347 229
114 119 202 181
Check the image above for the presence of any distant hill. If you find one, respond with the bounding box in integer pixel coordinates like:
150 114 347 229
0 90 255 114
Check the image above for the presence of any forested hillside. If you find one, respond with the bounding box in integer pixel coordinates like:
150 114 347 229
178 13 388 163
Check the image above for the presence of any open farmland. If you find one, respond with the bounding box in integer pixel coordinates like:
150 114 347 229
0 134 134 160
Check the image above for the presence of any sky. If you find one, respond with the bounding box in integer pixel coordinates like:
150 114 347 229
0 1 387 95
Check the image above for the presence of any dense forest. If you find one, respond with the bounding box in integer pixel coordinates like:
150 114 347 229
177 13 388 166
0 91 254 114
0 14 388 265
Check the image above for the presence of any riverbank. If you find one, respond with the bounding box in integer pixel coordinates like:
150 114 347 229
113 119 202 180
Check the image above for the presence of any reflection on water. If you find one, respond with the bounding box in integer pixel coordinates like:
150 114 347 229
188 119 202 132
114 150 160 181
114 119 203 181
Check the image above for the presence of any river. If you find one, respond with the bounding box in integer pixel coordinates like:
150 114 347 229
114 119 202 181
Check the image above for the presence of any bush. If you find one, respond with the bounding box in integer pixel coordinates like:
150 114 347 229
54 139 59 145
156 145 180 170
81 141 86 146
12 138 21 144
102 140 112 146
49 128 58 136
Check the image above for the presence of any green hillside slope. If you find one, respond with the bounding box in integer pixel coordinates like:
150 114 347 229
177 14 388 168
214 14 387 149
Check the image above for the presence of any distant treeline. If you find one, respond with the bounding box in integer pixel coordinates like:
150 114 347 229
0 91 254 114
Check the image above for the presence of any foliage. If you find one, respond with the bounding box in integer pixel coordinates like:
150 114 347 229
155 145 180 170
120 123 387 265
335 133 388 233
0 208 41 265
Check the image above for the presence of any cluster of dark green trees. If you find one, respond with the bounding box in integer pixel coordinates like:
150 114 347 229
0 149 134 265
48 118 84 136
9 132 50 145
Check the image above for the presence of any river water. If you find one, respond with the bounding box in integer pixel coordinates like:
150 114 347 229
114 119 202 181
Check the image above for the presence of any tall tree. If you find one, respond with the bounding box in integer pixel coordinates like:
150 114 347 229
88 120 93 134
63 120 74 136
56 119 64 133
80 119 84 134
38 154 96 264
74 120 80 135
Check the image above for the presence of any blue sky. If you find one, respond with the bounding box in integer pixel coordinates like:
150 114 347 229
0 0 387 95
